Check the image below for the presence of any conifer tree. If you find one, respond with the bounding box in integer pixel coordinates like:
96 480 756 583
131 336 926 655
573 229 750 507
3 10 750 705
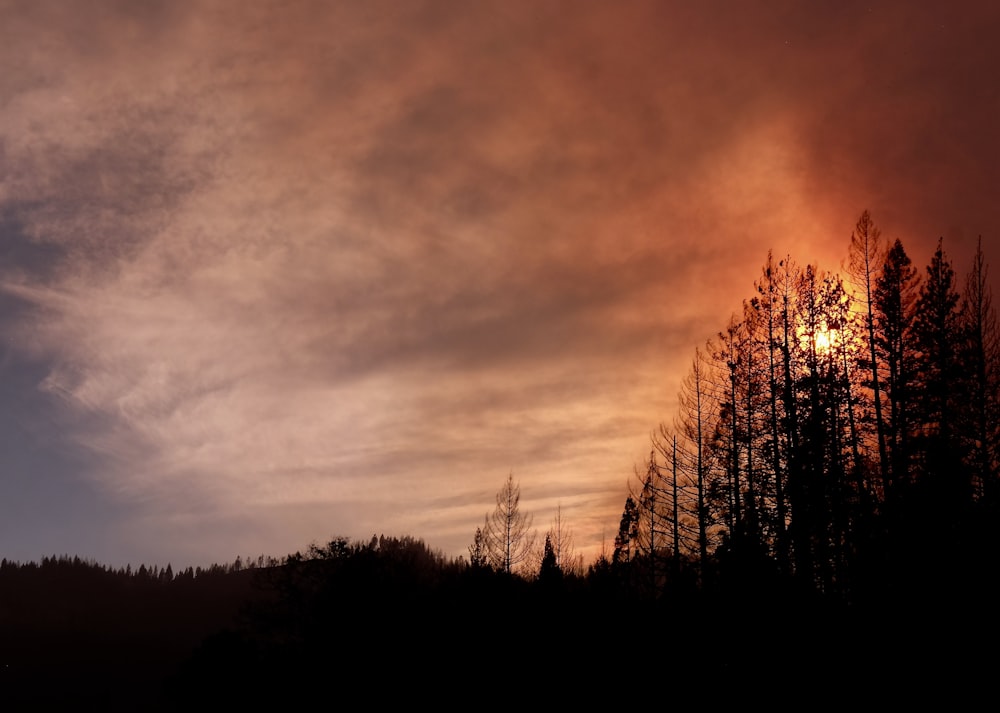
910 238 966 504
538 535 561 585
613 496 639 565
874 238 919 492
468 527 489 569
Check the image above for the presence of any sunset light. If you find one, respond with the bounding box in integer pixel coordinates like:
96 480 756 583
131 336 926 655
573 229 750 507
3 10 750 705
796 322 841 357
812 329 834 355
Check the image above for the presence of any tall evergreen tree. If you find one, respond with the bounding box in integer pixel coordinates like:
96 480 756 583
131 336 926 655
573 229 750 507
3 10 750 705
613 496 639 565
538 535 561 585
468 527 489 569
910 238 966 505
873 238 919 493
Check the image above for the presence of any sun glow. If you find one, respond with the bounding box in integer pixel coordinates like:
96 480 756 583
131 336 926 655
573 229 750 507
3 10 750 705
814 329 835 353
797 324 839 355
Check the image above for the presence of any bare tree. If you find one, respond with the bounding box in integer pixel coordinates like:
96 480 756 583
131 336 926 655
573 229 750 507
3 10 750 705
674 347 718 573
961 237 1000 499
547 503 583 576
846 210 889 491
484 473 536 575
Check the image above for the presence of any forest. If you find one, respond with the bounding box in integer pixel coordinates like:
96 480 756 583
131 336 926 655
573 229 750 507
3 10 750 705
1 210 997 707
612 211 1000 609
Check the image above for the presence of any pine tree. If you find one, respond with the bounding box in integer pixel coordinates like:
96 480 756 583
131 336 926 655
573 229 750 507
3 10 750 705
613 496 638 565
873 238 919 492
538 535 561 585
910 238 966 504
468 527 489 569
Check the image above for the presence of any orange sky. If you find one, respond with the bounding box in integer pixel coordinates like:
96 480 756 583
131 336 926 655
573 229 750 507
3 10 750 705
1 0 998 568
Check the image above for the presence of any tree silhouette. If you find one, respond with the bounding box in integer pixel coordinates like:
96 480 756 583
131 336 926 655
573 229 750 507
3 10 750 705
959 237 1000 500
753 251 791 570
674 347 716 574
547 504 582 576
483 473 536 575
847 210 890 491
910 238 965 505
612 495 638 565
468 526 489 570
537 535 561 587
874 237 919 494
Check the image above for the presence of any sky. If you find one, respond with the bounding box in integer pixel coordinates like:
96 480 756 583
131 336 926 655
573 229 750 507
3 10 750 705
1 0 999 569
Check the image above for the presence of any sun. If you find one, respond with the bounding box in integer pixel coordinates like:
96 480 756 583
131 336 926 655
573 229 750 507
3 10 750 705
814 329 834 353
798 324 838 355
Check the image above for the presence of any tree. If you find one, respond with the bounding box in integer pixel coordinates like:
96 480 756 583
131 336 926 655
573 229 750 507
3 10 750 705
653 425 700 561
959 237 1000 500
846 210 890 493
468 527 489 570
632 450 668 596
674 347 717 575
547 503 583 576
483 473 536 575
775 255 805 573
709 314 746 547
910 238 965 504
873 238 919 492
612 496 639 565
753 251 791 569
537 535 561 586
